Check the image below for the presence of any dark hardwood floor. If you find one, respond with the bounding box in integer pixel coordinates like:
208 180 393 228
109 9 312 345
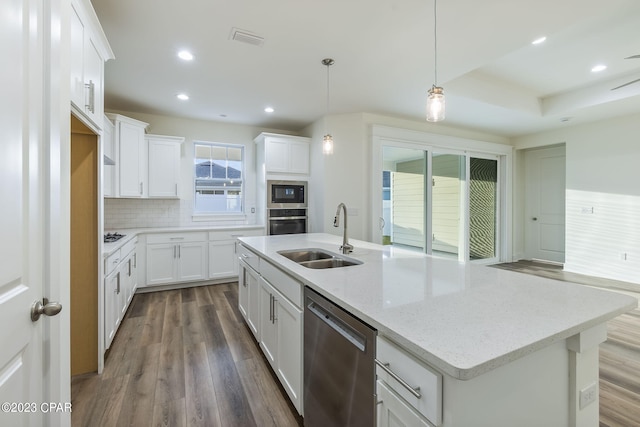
73 269 640 427
71 283 300 427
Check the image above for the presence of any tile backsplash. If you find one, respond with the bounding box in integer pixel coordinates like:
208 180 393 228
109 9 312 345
104 198 254 230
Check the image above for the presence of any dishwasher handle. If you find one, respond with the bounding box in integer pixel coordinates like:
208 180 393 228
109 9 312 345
307 300 366 352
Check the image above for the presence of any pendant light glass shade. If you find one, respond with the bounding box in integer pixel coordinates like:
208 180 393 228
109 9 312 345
323 134 334 155
426 85 445 122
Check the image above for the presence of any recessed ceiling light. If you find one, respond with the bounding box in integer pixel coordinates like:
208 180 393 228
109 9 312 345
264 107 274 113
591 64 607 73
178 50 194 61
177 93 189 101
531 36 546 45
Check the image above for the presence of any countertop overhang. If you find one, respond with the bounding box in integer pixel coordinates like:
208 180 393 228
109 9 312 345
238 233 637 380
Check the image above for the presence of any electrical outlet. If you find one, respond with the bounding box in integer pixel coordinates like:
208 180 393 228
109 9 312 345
579 382 597 409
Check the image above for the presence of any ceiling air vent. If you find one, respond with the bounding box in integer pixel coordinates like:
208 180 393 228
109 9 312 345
230 28 265 47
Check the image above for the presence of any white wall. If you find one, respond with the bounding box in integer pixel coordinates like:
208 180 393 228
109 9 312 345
514 113 640 284
104 109 297 229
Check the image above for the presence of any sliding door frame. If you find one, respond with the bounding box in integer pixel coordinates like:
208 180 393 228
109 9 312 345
371 125 513 263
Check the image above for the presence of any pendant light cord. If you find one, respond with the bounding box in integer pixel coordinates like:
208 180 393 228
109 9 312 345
326 63 330 118
434 0 438 87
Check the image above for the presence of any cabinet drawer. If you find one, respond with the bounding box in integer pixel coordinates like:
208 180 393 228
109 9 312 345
120 238 137 258
260 260 302 308
376 336 442 426
237 244 260 272
105 249 121 276
209 228 265 241
146 232 207 244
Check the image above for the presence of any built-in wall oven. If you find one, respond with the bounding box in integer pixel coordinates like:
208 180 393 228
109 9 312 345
267 180 307 235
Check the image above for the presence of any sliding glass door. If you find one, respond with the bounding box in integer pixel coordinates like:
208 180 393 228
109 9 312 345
377 144 502 262
381 146 426 250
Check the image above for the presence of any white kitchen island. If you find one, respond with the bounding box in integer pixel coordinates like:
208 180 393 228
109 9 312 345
238 233 637 427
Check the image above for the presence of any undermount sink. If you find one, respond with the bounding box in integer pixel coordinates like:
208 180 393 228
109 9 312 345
278 248 363 269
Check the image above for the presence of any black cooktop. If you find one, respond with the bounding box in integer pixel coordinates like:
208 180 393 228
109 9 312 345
104 233 125 243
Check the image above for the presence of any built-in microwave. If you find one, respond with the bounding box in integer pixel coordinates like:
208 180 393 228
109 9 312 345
267 180 307 208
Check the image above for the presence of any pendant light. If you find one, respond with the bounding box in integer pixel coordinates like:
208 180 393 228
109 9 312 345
426 0 445 122
322 58 335 155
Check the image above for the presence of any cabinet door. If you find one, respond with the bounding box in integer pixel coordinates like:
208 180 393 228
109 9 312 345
104 271 119 349
117 259 129 321
148 139 180 198
130 251 138 295
70 5 85 109
209 240 236 279
288 141 309 174
177 242 207 282
259 278 277 367
83 37 104 127
275 291 303 412
377 380 430 427
238 262 249 319
118 121 145 197
246 265 261 338
146 243 176 285
265 139 289 173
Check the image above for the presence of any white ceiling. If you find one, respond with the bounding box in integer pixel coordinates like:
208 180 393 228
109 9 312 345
91 0 640 138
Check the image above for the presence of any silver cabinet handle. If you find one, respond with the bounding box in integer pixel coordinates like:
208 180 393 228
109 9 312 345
116 272 121 294
175 183 178 195
178 245 181 258
173 245 176 258
375 359 422 399
269 294 273 321
84 80 95 113
128 258 132 276
272 296 277 324
133 253 137 268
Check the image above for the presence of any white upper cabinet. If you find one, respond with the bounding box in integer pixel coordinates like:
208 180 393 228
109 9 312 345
104 114 185 199
146 134 184 198
70 0 114 131
255 133 310 176
108 114 148 198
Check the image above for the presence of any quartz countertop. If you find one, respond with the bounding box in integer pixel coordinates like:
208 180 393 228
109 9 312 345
103 225 265 256
238 233 637 380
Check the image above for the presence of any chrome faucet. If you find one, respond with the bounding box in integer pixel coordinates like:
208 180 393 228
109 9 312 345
333 203 353 254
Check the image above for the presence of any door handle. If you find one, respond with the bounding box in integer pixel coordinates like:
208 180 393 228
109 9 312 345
532 217 538 221
31 298 63 322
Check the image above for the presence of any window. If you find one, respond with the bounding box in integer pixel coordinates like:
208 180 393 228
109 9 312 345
194 142 244 214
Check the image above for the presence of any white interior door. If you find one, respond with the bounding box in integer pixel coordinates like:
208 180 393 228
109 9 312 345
0 0 67 425
524 146 566 263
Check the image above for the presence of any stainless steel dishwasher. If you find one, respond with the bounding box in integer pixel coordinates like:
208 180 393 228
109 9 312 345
303 287 376 427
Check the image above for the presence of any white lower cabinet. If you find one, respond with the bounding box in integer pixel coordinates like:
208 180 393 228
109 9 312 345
209 229 265 280
377 380 430 427
238 258 260 337
104 267 120 349
376 336 443 427
146 233 208 286
258 276 303 413
209 240 236 279
236 243 303 415
104 237 138 350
